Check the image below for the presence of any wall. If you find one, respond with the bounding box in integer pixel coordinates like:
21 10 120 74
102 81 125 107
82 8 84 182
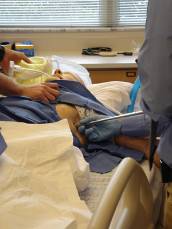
0 29 144 56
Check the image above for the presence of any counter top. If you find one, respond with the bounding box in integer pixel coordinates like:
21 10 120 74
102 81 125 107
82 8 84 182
53 53 138 69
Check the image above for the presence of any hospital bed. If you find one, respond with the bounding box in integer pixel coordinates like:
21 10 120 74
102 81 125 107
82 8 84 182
89 158 156 229
0 57 164 228
80 159 163 228
0 120 163 229
60 57 163 227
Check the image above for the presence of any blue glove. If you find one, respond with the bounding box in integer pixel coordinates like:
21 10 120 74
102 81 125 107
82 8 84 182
78 115 122 142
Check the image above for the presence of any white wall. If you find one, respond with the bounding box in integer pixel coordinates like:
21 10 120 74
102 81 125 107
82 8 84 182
0 30 144 55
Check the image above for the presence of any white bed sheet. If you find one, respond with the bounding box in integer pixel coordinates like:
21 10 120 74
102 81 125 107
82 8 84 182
88 80 133 114
0 120 91 229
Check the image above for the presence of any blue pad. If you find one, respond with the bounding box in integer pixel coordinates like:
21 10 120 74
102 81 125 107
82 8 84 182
127 77 141 113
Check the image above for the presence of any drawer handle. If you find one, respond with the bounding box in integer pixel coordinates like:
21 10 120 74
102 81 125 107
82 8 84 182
126 72 136 77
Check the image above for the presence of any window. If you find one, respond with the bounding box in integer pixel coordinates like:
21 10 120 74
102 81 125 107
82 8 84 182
116 0 148 26
0 0 148 28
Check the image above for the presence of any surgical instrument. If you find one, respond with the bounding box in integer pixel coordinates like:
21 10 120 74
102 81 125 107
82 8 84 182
86 111 144 127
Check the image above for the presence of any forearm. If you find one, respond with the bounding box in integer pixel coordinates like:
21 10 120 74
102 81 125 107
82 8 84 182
120 114 150 137
120 113 169 137
0 72 23 96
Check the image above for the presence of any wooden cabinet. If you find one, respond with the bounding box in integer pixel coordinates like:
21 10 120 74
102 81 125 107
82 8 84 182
88 68 137 84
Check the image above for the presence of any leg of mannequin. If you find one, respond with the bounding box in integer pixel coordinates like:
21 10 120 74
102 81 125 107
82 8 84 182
115 136 160 168
56 104 160 167
56 104 86 145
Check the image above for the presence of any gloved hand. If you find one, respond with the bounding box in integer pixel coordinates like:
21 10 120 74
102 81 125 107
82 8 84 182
78 115 122 142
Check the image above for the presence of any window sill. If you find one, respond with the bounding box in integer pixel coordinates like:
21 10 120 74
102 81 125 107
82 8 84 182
0 26 144 33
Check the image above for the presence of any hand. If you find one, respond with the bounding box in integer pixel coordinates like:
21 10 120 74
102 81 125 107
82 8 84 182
1 48 32 74
78 115 122 142
20 82 59 102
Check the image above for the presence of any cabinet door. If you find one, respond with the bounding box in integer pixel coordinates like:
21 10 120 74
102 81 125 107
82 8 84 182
89 68 137 83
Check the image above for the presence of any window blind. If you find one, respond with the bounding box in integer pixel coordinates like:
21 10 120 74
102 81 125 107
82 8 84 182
0 0 148 28
116 0 148 26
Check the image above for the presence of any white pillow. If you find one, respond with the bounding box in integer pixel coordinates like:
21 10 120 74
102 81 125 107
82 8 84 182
87 81 133 114
51 55 92 86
